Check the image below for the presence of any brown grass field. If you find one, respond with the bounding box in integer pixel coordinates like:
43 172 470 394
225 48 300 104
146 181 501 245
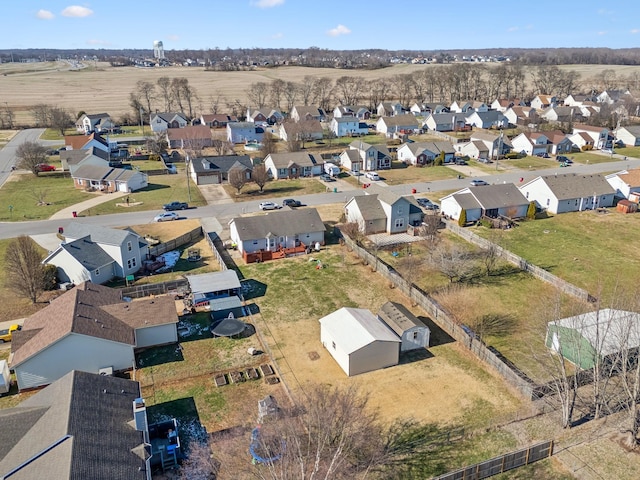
2 61 640 125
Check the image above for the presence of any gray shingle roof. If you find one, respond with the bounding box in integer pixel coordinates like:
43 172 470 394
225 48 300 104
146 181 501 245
452 192 482 210
349 195 387 221
541 173 616 198
192 155 252 174
468 183 529 209
0 370 146 480
64 223 141 247
378 301 427 337
231 208 325 242
60 237 115 272
266 152 320 168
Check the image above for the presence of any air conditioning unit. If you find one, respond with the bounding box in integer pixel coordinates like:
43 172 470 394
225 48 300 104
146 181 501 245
98 366 114 376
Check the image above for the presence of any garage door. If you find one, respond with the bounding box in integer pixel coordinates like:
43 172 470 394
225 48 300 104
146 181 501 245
198 175 220 185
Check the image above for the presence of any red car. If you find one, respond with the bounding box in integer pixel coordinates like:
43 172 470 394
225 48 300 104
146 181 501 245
35 163 56 172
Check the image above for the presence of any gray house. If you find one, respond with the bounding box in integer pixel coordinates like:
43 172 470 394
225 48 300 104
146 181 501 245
43 223 149 285
189 155 253 185
344 187 423 234
0 371 149 479
264 152 322 179
378 302 430 352
150 112 188 133
440 184 530 222
227 122 265 144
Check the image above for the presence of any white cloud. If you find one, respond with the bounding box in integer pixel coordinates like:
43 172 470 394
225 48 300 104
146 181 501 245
597 31 607 36
327 24 351 37
61 5 94 17
507 26 518 32
631 29 640 34
252 0 284 8
87 39 111 46
36 9 54 20
272 32 283 39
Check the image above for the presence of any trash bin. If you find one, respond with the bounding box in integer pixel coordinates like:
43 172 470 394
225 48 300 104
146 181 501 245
411 188 417 194
72 211 77 217
58 227 64 234
333 187 337 193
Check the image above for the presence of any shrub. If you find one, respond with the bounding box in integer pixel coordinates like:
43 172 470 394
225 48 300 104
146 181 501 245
458 209 467 227
526 201 536 220
581 145 593 151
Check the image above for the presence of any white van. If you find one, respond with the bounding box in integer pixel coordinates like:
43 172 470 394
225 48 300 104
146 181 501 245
365 171 380 181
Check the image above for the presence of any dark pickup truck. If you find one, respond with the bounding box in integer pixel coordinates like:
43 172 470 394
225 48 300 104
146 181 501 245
163 201 188 211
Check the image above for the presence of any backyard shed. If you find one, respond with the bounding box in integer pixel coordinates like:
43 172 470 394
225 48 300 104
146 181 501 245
319 307 400 376
545 308 640 369
616 199 638 214
377 301 430 352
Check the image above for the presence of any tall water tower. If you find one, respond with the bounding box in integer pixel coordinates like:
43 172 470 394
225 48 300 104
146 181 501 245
153 40 165 60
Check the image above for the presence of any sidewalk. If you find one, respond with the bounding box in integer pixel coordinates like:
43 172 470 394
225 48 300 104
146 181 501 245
49 191 129 220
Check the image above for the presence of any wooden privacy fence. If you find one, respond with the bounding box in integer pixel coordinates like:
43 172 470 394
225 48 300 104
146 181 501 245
445 222 593 303
149 226 203 257
431 441 553 480
340 233 538 400
205 232 229 271
120 279 189 299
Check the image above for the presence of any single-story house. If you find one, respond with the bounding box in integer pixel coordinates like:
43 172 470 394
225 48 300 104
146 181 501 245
333 105 371 119
540 106 584 124
0 370 150 479
563 94 596 107
200 113 237 128
503 106 538 127
605 169 640 199
185 270 242 316
490 98 525 112
330 117 368 137
465 110 507 129
264 152 322 179
615 125 640 147
71 164 148 193
228 208 325 257
189 155 253 185
319 307 401 376
60 147 109 174
290 105 326 122
349 141 391 171
545 130 575 155
455 140 490 160
344 187 423 234
43 223 148 285
166 125 213 149
410 102 448 116
596 89 630 105
279 120 324 142
227 122 265 144
75 112 114 134
377 101 405 117
440 183 530 222
422 112 469 132
546 308 640 369
519 173 616 214
376 114 420 136
378 302 430 352
397 141 456 165
150 112 188 133
511 132 552 156
10 282 178 390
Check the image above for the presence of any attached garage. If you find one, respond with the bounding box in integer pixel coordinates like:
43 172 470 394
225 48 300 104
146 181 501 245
319 307 400 376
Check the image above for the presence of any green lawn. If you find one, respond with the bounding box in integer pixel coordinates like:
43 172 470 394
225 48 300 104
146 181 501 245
501 156 558 171
223 177 329 200
0 173 93 221
341 161 461 187
613 146 640 159
79 174 207 216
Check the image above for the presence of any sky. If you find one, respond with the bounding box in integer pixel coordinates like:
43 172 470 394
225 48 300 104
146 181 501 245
3 1 640 51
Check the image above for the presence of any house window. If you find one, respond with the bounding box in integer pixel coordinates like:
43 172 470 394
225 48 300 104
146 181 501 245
253 241 259 245
332 341 336 350
546 199 550 206
95 268 100 276
127 258 137 269
394 218 405 228
398 206 403 215
127 241 132 251
413 331 419 340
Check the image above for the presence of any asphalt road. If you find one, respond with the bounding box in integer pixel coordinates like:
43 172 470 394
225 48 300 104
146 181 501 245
1 128 639 240
0 129 48 189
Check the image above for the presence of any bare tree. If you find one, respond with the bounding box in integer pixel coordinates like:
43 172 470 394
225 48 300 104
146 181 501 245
247 82 269 108
429 243 473 283
157 76 173 111
313 77 334 112
5 236 46 303
145 132 168 156
260 132 278 157
269 79 286 110
178 441 217 480
298 76 316 105
282 81 298 113
335 76 364 106
397 245 426 301
228 168 247 195
16 141 49 175
252 163 269 193
135 80 156 118
30 104 51 127
0 103 15 129
482 232 503 276
49 106 73 136
211 138 233 156
30 188 50 206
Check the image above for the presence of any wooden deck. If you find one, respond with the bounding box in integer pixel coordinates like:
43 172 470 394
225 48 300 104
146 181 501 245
242 243 309 264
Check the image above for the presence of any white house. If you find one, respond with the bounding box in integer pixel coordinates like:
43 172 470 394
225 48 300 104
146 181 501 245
75 113 114 134
615 125 640 147
511 132 551 156
397 142 439 165
228 208 325 256
410 102 448 116
227 122 265 144
422 112 468 132
571 124 612 150
330 117 368 137
465 110 507 129
605 169 640 199
349 141 391 171
71 164 148 193
64 132 111 154
44 223 149 285
456 140 490 160
333 105 371 119
377 101 405 117
440 183 530 222
264 152 322 179
378 302 430 352
10 282 178 390
376 115 420 136
596 89 630 105
519 173 616 214
319 307 400 376
530 94 556 110
504 106 537 127
150 112 188 133
339 149 362 173
290 105 326 122
470 130 512 159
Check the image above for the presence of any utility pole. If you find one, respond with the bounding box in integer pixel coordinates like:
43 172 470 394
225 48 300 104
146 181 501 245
186 155 192 202
496 129 503 171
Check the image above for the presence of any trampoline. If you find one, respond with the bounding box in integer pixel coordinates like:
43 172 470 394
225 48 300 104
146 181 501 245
211 318 246 338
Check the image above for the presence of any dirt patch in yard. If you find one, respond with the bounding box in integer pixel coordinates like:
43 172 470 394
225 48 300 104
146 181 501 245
128 219 202 243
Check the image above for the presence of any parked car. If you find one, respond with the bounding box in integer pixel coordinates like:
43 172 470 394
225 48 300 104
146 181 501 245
556 155 570 163
0 324 21 343
365 171 380 181
477 158 493 164
154 212 179 222
470 179 489 186
417 198 439 210
259 201 281 211
536 152 550 158
455 157 468 165
165 163 177 174
281 198 302 208
163 201 188 211
35 163 56 172
320 174 336 182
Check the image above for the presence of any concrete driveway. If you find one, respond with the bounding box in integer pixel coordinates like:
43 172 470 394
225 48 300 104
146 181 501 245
197 184 234 205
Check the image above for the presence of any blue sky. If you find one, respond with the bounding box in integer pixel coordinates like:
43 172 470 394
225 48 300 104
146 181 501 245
3 1 640 51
